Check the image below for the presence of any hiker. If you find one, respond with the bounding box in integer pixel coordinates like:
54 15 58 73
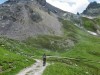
43 53 46 66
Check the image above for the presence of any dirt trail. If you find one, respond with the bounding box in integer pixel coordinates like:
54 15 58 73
16 59 48 75
16 56 68 75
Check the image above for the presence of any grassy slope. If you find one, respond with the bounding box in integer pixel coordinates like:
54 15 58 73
0 18 100 75
82 17 96 31
0 37 57 75
0 47 34 75
43 19 100 75
82 17 100 32
0 38 36 75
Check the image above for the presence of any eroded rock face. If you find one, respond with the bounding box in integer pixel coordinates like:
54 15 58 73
0 0 63 40
37 0 46 6
97 30 100 35
83 1 100 16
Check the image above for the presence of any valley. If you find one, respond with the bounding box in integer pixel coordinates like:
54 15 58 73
0 0 100 75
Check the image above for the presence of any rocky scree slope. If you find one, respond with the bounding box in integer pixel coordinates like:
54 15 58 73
0 0 63 40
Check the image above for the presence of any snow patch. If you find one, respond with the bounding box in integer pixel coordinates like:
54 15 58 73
87 31 97 36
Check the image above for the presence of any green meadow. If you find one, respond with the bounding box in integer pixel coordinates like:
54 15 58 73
0 18 100 75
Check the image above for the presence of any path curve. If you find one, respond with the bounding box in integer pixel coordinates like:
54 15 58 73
17 56 70 75
16 59 48 75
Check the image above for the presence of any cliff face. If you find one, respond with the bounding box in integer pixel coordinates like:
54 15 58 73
83 1 100 16
0 0 63 40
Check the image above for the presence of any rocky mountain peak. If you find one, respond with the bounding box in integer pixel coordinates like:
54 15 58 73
87 1 100 9
83 1 100 16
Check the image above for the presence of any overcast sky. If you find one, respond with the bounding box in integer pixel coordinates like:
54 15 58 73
0 0 100 14
46 0 100 14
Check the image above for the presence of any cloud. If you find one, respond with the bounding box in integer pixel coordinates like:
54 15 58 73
46 0 89 14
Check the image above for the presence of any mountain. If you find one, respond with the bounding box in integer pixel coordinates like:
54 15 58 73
0 0 65 40
0 0 78 41
83 1 100 17
0 0 100 75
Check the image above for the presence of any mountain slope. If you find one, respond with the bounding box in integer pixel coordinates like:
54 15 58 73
43 19 100 75
0 0 63 40
0 0 100 75
83 1 100 17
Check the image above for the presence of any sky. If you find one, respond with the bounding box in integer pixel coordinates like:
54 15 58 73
46 0 100 14
0 0 7 4
0 0 100 14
